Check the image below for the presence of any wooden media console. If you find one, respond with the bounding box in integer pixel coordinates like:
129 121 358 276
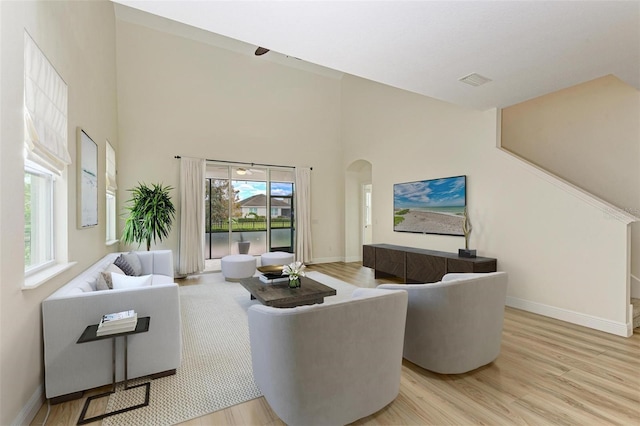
362 243 497 283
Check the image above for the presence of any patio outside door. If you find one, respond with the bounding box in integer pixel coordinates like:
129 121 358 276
231 166 267 255
269 173 295 253
205 164 295 260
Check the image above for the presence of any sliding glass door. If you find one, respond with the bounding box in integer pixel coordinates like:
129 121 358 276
205 165 230 259
269 175 295 252
231 167 267 255
205 164 295 260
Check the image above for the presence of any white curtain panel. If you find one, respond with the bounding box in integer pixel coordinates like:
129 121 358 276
179 157 206 275
295 167 313 263
24 32 70 175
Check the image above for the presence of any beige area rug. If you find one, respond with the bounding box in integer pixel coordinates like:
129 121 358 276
102 271 358 425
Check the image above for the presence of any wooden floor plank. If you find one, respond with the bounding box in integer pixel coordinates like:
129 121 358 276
510 392 611 426
32 262 639 426
503 318 607 358
548 373 640 423
401 362 531 425
506 307 640 349
575 351 640 390
562 366 640 404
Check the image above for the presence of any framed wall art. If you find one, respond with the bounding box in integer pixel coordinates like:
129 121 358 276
78 128 98 228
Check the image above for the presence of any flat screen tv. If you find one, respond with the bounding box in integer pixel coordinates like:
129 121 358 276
393 175 466 236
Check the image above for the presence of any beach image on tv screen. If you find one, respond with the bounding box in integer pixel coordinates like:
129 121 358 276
393 175 466 236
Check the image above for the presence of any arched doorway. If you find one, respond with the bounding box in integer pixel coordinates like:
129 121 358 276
345 160 372 262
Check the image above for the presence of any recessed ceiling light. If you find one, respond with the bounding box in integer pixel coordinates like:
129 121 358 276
459 73 492 87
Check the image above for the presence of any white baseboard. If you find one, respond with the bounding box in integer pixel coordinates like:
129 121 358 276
13 383 44 426
506 296 632 338
631 274 640 298
344 255 362 263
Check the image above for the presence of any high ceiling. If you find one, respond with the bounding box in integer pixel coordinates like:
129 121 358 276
113 0 640 110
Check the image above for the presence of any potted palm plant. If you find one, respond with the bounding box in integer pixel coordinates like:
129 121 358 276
122 183 176 251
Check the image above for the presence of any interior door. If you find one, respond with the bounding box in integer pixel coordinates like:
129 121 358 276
363 184 372 245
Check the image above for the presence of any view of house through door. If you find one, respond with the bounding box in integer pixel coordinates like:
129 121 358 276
205 163 295 271
363 184 372 245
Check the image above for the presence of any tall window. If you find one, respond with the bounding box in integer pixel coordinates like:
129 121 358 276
106 141 117 243
23 32 69 274
24 165 53 271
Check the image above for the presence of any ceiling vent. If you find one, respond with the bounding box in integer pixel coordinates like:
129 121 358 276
459 73 492 87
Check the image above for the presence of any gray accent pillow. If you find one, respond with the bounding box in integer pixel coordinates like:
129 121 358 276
114 254 136 276
96 263 125 290
96 272 112 290
123 252 142 276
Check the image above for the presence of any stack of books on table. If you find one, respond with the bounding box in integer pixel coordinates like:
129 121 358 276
96 310 138 336
259 273 289 284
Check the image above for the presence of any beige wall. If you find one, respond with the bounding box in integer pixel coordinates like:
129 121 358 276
341 75 632 335
1 3 636 423
0 1 119 424
501 75 640 285
502 75 639 207
114 19 343 261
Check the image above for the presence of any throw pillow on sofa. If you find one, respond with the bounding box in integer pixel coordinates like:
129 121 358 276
96 263 125 290
111 273 152 289
123 252 142 276
114 254 136 276
96 273 110 291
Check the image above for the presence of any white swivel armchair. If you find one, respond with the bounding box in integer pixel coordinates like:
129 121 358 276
248 288 408 426
378 272 508 374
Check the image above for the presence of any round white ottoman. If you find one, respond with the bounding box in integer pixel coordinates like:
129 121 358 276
260 251 295 267
221 254 256 281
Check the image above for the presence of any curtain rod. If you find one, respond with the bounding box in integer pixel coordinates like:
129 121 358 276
174 156 312 170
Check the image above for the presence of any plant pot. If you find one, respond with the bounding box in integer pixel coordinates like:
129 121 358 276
288 277 301 288
238 241 251 254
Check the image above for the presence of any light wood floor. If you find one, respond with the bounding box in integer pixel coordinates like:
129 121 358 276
32 262 640 425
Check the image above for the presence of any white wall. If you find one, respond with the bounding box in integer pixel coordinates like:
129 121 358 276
502 75 640 293
115 18 344 262
0 1 119 424
341 75 633 336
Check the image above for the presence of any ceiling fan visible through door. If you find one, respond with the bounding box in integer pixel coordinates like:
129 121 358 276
236 167 265 176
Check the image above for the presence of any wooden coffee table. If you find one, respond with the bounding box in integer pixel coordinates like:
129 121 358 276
239 276 337 308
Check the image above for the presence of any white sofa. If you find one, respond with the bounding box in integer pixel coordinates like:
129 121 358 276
378 272 508 374
248 288 408 426
42 250 182 402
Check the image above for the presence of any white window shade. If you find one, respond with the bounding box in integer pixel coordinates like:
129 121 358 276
24 32 70 176
106 141 117 191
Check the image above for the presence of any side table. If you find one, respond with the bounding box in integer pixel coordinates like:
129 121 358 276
75 316 151 425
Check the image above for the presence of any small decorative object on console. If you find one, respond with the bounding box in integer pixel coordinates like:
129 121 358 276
283 261 306 288
459 207 477 258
